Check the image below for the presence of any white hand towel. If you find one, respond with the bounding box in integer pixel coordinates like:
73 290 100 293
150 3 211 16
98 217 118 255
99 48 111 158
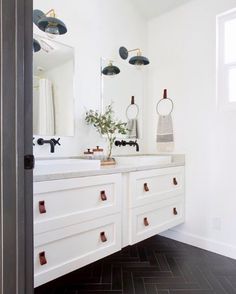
127 119 139 139
156 114 174 152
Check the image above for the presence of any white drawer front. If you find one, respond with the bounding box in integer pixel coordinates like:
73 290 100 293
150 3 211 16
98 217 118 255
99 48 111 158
129 167 184 208
34 174 122 234
34 213 121 287
130 196 184 244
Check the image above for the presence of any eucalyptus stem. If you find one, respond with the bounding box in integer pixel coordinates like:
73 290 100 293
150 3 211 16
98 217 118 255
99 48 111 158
85 104 128 160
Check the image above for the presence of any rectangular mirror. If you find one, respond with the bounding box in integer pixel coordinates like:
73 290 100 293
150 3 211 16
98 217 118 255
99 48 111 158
101 58 145 139
33 35 75 136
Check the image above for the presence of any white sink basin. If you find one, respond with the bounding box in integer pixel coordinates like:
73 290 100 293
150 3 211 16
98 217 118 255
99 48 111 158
34 159 101 175
114 155 172 166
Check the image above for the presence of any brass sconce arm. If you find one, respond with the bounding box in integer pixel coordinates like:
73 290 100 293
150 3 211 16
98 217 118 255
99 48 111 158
45 9 56 18
128 48 142 55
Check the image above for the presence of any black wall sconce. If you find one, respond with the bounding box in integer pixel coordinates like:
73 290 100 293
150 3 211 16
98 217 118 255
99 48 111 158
33 38 41 53
33 9 67 36
119 46 150 68
102 61 120 76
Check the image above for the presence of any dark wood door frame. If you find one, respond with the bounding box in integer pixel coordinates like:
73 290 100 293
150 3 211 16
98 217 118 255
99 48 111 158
0 0 33 293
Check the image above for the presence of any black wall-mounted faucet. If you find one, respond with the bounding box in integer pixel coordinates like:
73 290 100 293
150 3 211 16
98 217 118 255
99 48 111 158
115 140 139 152
37 138 61 153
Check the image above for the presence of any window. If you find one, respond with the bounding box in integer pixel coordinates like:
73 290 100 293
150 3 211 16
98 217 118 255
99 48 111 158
217 9 236 109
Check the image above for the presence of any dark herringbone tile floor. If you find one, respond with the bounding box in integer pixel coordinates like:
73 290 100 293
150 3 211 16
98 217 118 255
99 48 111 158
35 235 236 294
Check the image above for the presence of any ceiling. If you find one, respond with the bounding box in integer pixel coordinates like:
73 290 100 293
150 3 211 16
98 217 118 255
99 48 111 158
130 0 191 19
33 35 74 74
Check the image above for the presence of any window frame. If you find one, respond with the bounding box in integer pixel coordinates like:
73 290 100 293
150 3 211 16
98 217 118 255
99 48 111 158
217 9 236 110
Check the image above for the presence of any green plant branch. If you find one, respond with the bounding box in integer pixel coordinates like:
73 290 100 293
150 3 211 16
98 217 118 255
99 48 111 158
85 104 128 159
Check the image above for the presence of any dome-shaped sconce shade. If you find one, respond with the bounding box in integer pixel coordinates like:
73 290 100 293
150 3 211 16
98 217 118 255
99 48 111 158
102 62 120 76
33 9 67 36
129 55 150 66
37 17 67 35
33 38 41 53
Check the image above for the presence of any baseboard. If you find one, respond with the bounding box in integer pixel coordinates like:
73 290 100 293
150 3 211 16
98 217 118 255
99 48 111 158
160 229 236 260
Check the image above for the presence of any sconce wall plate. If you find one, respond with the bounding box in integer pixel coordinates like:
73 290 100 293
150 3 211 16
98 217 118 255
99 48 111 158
33 9 45 25
119 47 129 60
33 38 41 53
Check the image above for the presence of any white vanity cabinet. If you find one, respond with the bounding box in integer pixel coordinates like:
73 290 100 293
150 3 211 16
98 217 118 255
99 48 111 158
34 174 122 234
128 166 185 244
34 173 122 287
34 165 185 287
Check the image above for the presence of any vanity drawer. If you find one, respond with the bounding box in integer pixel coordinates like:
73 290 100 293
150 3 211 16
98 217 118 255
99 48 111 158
129 167 184 208
34 213 121 287
34 174 122 234
130 196 184 244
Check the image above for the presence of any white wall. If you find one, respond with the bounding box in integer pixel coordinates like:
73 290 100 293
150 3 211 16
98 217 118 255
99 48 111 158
33 0 148 158
147 0 236 258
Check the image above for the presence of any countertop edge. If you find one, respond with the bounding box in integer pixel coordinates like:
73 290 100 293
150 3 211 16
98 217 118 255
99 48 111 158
33 161 185 182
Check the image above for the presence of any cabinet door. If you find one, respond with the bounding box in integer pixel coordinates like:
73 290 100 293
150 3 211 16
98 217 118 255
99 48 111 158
130 196 184 244
129 167 184 208
34 213 121 287
34 174 122 234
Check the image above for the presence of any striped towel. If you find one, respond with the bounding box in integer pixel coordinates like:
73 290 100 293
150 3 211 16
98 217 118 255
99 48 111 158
127 119 139 139
156 114 174 152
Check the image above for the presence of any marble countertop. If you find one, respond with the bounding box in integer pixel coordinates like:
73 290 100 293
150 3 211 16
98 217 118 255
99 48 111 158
33 154 185 182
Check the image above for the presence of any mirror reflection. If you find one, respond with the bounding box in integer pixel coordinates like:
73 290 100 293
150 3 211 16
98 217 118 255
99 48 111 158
101 58 146 139
33 36 74 136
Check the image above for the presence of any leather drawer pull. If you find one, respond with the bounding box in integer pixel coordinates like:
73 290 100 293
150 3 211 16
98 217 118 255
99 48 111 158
144 217 149 227
100 190 107 201
173 178 178 186
144 183 149 192
39 251 47 266
100 232 107 242
173 207 178 215
39 201 46 214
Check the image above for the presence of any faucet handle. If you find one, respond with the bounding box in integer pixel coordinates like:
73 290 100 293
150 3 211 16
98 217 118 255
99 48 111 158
51 138 61 146
129 140 136 145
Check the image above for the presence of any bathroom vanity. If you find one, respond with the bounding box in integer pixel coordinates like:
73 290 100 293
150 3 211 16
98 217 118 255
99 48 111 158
33 155 185 287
